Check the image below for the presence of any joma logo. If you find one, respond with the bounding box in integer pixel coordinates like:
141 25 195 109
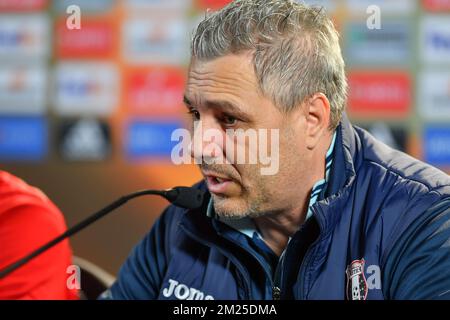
162 279 214 300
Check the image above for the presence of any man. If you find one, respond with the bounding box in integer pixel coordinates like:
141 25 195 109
104 0 450 300
0 170 78 299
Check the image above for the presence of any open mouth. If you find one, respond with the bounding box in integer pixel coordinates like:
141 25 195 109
210 176 228 184
204 173 233 194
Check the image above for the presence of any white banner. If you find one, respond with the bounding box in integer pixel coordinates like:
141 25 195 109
53 62 119 116
418 70 450 120
0 65 47 114
0 14 50 62
122 17 190 65
421 16 450 64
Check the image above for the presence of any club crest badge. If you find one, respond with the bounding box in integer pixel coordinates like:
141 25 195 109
346 259 368 300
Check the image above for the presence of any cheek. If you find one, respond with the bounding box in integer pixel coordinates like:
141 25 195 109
233 164 261 190
279 128 308 164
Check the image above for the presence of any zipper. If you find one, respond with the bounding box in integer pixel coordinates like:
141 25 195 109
272 248 287 300
272 286 281 300
181 207 325 300
179 223 253 299
225 207 322 300
216 229 278 300
296 207 326 299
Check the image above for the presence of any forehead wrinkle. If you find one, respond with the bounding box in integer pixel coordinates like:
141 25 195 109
187 74 257 107
187 89 247 112
188 63 257 91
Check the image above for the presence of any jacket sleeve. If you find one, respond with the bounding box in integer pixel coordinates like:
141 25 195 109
0 204 77 300
384 197 450 300
99 206 180 300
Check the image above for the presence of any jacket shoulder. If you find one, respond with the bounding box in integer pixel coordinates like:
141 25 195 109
355 126 450 198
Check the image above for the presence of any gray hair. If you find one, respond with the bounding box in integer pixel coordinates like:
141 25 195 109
191 0 348 130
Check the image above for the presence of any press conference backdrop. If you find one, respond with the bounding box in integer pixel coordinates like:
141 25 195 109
0 0 449 275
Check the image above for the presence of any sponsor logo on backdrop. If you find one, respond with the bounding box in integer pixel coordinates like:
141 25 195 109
0 14 50 61
53 0 114 14
0 65 47 114
0 0 47 11
124 67 185 116
423 0 450 11
55 19 115 58
345 22 411 65
421 16 450 64
195 0 231 10
419 70 450 120
345 0 416 15
348 71 411 117
125 0 192 14
296 0 336 12
54 62 119 116
122 17 189 65
0 116 47 161
125 120 183 160
423 127 450 167
58 118 111 161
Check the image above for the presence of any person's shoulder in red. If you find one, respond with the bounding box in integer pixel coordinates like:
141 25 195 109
0 170 78 300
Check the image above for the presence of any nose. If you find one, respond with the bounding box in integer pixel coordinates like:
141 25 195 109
188 118 226 164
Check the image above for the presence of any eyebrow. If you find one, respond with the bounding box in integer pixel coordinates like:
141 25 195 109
183 96 193 107
183 95 250 120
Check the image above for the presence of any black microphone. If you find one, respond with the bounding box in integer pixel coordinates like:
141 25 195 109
0 186 205 279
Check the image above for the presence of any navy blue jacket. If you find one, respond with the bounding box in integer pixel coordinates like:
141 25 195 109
104 115 450 300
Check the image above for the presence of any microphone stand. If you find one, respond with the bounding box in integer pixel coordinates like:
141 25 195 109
0 187 204 279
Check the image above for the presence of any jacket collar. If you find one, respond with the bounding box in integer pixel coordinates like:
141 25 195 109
313 113 361 234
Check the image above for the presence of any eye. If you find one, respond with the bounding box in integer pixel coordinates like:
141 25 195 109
187 109 200 121
221 114 238 126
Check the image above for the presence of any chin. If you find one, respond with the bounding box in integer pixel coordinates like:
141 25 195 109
212 195 250 219
212 194 269 219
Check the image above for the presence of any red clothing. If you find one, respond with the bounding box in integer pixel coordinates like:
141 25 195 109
0 171 78 300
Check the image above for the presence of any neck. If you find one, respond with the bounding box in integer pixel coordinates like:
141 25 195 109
253 132 333 256
253 206 307 256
